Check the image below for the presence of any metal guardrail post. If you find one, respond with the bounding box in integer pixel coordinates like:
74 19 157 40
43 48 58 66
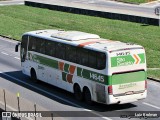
17 92 20 119
3 89 6 111
51 113 54 120
155 7 160 26
34 103 37 120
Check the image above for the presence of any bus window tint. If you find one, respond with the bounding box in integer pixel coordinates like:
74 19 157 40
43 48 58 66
21 35 28 62
77 48 88 66
39 38 45 54
56 43 66 59
28 36 106 70
45 41 56 57
66 45 77 63
97 52 106 70
28 36 36 51
35 38 42 53
89 51 97 69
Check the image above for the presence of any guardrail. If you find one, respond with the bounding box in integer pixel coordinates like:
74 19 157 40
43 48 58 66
25 1 159 26
0 89 55 120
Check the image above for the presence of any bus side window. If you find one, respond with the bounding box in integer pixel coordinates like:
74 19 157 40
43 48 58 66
77 48 88 66
28 36 36 51
56 43 66 60
38 38 45 54
35 38 42 53
97 52 106 70
89 51 97 69
45 41 56 57
66 45 77 63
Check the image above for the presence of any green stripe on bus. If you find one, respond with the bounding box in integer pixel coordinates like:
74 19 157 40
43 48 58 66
77 67 82 77
77 67 146 85
77 67 108 84
32 54 58 69
62 72 67 81
64 64 69 73
111 71 147 85
138 53 145 64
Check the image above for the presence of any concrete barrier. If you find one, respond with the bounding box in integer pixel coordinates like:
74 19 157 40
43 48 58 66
25 1 159 26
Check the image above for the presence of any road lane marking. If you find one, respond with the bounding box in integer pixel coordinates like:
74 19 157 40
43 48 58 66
83 109 92 111
143 102 160 110
0 71 112 120
1 52 9 55
14 57 20 60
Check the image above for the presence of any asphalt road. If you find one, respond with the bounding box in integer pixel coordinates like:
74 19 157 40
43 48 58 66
28 0 160 18
0 37 160 120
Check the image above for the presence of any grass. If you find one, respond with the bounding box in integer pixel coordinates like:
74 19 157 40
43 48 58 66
148 70 160 81
0 5 160 79
116 0 155 4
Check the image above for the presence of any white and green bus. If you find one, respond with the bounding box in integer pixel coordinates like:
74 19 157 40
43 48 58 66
15 29 147 105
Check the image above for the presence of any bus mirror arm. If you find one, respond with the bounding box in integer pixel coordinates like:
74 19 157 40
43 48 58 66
15 42 21 52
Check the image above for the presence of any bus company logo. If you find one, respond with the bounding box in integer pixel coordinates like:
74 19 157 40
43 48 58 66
116 57 133 66
111 53 145 67
58 61 76 83
2 112 11 118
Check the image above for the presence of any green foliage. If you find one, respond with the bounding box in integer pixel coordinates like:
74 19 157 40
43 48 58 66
147 70 160 80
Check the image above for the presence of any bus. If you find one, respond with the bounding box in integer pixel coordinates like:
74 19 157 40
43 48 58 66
15 29 147 105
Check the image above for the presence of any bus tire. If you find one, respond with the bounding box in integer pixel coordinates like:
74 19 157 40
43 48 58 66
30 69 38 83
74 84 83 101
84 88 93 105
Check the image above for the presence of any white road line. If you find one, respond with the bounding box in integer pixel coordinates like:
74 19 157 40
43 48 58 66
14 57 20 60
143 102 160 110
83 109 92 111
0 71 112 120
1 52 9 55
0 101 33 120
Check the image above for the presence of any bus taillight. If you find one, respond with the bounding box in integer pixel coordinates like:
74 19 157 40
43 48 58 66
145 80 147 89
108 86 113 95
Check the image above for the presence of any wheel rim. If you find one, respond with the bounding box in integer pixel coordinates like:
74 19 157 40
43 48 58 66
84 89 92 105
74 85 82 101
31 70 37 82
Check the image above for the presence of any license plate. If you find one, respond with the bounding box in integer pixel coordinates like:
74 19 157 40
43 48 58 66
125 91 133 95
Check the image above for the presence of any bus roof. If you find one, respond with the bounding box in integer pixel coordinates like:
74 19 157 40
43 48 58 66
24 29 143 52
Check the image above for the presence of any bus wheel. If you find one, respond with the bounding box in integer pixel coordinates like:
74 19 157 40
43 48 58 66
74 84 83 101
84 88 93 105
30 69 38 83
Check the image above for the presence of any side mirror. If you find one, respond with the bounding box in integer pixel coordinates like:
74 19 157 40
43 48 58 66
15 43 20 52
